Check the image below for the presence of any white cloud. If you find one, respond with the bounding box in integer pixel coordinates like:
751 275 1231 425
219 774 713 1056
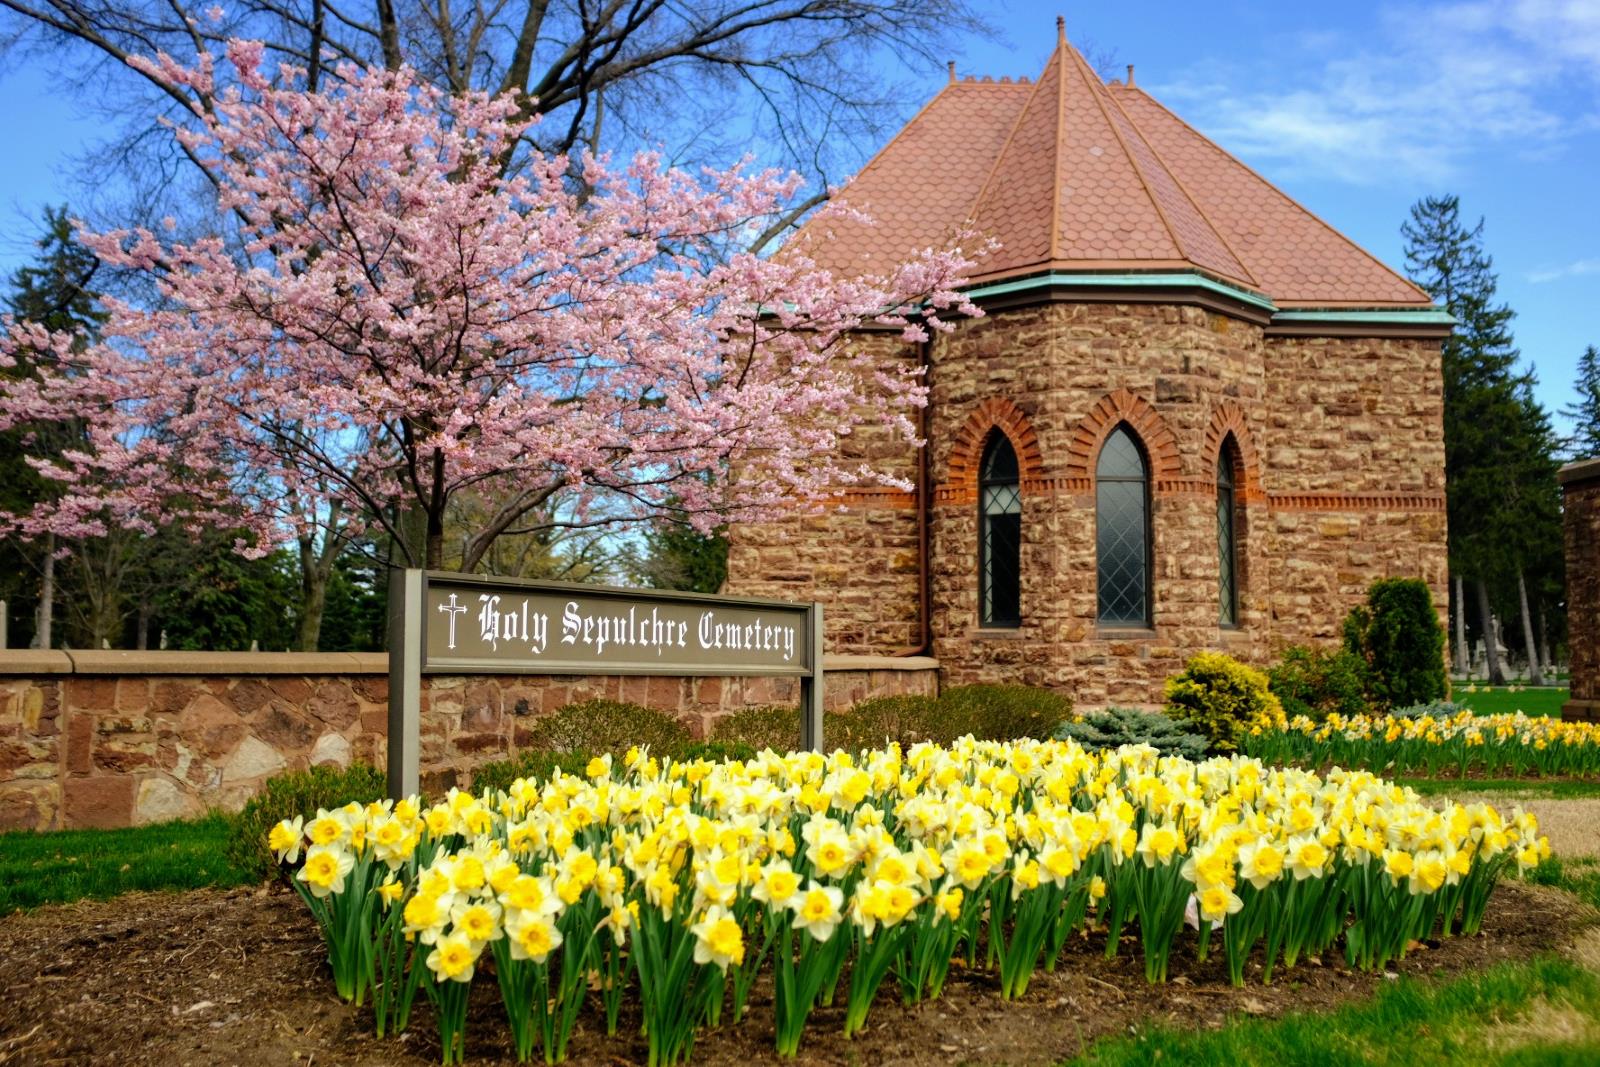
1528 257 1600 283
1159 1 1600 185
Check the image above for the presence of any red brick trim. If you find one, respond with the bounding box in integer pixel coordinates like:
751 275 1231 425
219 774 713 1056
1269 492 1447 512
938 397 1045 506
1203 401 1266 504
1066 389 1182 490
829 487 918 509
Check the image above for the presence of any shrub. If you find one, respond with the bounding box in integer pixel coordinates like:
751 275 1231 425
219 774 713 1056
227 762 387 882
1390 699 1465 721
936 684 1072 742
710 705 804 753
1054 707 1208 760
1268 644 1370 721
1164 652 1285 753
677 740 760 763
1342 577 1447 710
471 750 593 795
825 695 943 750
523 699 693 757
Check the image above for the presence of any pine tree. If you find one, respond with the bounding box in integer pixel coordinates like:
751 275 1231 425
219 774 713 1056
1564 345 1600 460
1402 195 1533 683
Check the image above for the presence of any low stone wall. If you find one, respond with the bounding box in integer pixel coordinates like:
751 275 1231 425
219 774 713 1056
0 651 939 831
1562 459 1600 724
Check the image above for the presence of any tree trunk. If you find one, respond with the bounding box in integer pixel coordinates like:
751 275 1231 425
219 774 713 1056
35 534 55 649
1474 580 1505 685
296 507 343 652
135 600 150 650
1515 568 1545 686
1536 604 1551 678
1452 574 1468 675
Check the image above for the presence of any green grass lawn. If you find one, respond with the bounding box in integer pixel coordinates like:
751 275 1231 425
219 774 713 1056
1066 956 1600 1067
1397 777 1600 799
0 812 253 913
1454 686 1570 718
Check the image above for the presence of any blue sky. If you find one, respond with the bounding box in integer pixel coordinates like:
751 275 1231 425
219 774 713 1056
1 0 1595 437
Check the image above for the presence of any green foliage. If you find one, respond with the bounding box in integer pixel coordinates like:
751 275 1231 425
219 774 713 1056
1267 644 1369 721
710 705 803 753
318 548 389 651
1054 707 1208 760
470 750 594 796
628 515 729 593
1565 344 1600 460
226 762 388 881
1164 652 1284 753
154 541 299 651
522 699 693 757
0 813 250 912
935 684 1072 741
1390 699 1465 720
1342 578 1447 710
677 739 759 763
824 695 942 749
1069 956 1600 1067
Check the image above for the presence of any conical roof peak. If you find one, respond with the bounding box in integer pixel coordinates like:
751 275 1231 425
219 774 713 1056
788 25 1432 307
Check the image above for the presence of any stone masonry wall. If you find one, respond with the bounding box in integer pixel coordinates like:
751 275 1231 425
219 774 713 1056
726 298 1449 708
726 331 926 653
1561 460 1600 722
0 651 937 831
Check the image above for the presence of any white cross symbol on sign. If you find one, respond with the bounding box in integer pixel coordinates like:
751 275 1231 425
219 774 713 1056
437 593 467 650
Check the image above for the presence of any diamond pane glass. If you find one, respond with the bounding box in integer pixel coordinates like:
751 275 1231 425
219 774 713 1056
980 434 1021 627
1217 452 1237 625
1097 426 1149 626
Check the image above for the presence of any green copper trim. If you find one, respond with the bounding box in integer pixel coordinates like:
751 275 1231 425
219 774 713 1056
960 271 1453 326
962 271 1277 311
1271 308 1456 325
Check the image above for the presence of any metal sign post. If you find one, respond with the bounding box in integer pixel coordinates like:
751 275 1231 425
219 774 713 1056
386 569 823 799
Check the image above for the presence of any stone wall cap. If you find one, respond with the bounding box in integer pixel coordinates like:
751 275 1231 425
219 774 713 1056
60 650 389 675
1558 457 1600 486
0 650 74 674
823 654 939 671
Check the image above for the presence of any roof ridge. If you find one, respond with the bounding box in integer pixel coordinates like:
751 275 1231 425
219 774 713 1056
1064 41 1188 268
1101 80 1259 288
1112 85 1432 304
1047 39 1069 263
965 50 1059 240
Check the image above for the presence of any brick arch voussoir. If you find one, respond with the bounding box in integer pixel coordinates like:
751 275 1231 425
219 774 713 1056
943 397 1045 504
1066 388 1182 484
1204 400 1265 503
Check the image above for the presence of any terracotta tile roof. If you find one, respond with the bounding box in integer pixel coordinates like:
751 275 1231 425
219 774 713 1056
789 28 1432 308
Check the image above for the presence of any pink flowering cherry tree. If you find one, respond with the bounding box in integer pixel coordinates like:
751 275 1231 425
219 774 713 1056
0 41 981 574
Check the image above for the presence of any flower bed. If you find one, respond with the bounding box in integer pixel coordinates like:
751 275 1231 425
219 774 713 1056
269 739 1547 1065
1245 711 1600 778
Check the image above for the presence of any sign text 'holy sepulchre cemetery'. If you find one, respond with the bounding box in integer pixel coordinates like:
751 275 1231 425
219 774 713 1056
387 571 823 796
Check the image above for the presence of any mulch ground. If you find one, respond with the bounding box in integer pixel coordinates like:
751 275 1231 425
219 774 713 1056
0 880 1590 1067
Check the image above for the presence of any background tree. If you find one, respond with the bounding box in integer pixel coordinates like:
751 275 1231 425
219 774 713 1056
0 45 981 601
1402 194 1562 683
627 519 730 594
1564 345 1600 460
0 0 981 237
1 205 103 647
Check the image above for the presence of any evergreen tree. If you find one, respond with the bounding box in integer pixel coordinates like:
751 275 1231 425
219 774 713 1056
0 206 103 647
629 520 730 594
1402 195 1544 682
1564 345 1600 460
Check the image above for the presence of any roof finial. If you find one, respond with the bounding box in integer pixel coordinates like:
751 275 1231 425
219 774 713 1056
1126 64 1136 87
947 60 956 83
1056 15 1066 44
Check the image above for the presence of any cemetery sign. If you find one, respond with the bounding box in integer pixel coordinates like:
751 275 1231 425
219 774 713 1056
387 570 822 796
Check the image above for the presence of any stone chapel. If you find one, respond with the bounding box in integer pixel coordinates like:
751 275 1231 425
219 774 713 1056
724 24 1451 707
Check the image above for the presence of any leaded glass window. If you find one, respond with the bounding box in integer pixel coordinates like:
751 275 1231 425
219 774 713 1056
979 433 1021 627
1217 444 1238 626
1096 425 1150 626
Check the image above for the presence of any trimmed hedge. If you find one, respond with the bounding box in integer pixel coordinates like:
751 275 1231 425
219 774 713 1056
1164 652 1285 753
1055 707 1208 760
1342 577 1447 711
1268 644 1370 722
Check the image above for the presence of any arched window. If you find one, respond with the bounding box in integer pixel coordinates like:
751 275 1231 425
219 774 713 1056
1217 438 1240 626
979 432 1021 627
1096 424 1151 627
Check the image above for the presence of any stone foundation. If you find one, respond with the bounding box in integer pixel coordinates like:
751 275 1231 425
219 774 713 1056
0 650 938 831
1562 459 1600 724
